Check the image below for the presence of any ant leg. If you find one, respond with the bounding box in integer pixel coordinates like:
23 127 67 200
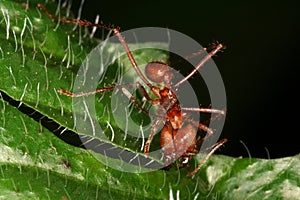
121 86 165 155
121 87 165 156
135 82 161 104
181 107 225 115
197 122 214 136
144 119 163 155
182 107 226 126
197 121 221 148
60 81 163 118
187 138 227 177
184 117 215 137
59 82 141 97
187 119 220 150
182 107 225 115
203 110 225 125
182 107 225 140
59 86 116 97
121 87 150 115
121 84 162 116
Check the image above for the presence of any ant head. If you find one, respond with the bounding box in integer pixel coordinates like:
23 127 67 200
145 62 173 86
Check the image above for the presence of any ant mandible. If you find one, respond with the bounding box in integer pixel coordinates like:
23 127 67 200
38 3 227 177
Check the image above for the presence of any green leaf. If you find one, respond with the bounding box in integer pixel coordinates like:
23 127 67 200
0 96 169 199
0 0 299 199
1 100 300 199
0 0 169 156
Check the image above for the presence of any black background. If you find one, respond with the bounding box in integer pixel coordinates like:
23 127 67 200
69 1 300 159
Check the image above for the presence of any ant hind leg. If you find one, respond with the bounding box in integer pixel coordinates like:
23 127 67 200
187 138 227 177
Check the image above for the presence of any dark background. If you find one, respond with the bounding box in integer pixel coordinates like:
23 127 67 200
69 1 299 159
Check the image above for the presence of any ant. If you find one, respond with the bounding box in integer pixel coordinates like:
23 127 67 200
38 3 227 177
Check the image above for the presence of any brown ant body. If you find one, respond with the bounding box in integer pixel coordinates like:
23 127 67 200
38 3 227 176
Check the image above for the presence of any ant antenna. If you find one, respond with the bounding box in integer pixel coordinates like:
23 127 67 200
37 3 152 88
174 43 224 88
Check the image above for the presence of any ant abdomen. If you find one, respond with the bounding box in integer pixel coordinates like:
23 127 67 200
145 62 173 85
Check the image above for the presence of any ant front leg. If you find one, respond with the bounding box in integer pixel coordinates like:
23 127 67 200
121 87 150 115
144 119 163 155
120 83 162 116
59 82 149 99
120 86 164 156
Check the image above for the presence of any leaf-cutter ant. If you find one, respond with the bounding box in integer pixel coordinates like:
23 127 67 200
38 3 227 176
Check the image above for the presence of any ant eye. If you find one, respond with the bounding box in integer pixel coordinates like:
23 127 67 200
145 62 172 84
